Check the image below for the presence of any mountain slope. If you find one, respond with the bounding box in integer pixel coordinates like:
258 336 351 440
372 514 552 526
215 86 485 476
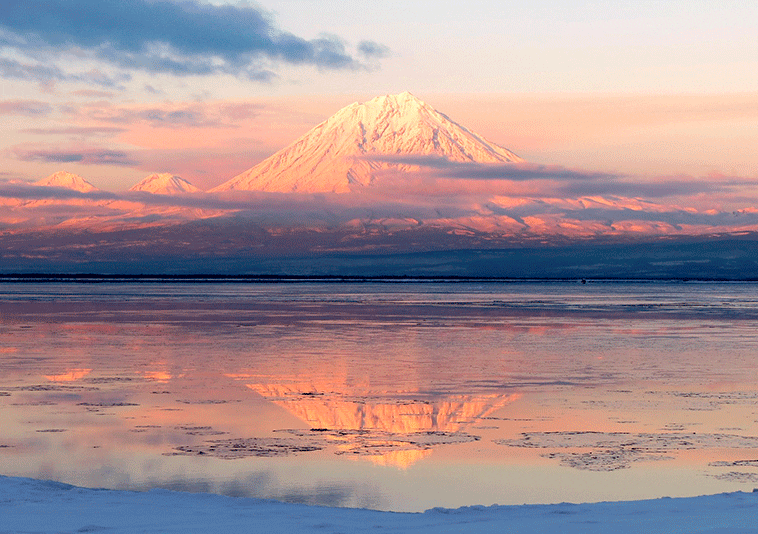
129 173 201 194
35 171 98 192
211 92 522 194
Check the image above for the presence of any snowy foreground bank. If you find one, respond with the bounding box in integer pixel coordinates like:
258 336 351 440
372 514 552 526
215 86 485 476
2 476 758 534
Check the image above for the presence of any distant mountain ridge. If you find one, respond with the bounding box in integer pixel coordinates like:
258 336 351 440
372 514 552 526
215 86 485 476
211 91 522 194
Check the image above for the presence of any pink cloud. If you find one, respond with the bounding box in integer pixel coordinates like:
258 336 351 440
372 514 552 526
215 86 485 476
61 100 265 131
0 100 52 116
69 89 116 99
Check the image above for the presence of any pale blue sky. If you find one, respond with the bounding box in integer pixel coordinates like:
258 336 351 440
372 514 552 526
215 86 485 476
253 0 758 95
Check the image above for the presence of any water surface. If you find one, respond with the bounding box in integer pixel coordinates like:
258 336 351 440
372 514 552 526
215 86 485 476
1 281 758 511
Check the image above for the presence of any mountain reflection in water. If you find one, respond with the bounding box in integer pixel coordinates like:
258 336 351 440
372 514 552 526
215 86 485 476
247 382 521 468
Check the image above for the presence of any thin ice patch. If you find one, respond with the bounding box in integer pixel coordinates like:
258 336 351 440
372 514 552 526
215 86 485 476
167 438 322 459
496 431 758 471
282 428 480 457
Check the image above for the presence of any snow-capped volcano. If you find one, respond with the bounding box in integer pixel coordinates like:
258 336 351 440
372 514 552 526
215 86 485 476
35 171 98 193
129 173 200 194
211 92 523 194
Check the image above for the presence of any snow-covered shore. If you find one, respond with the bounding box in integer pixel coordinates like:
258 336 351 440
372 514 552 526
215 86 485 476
2 475 757 533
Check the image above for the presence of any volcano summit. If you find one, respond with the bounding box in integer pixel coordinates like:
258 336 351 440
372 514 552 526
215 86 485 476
211 92 522 194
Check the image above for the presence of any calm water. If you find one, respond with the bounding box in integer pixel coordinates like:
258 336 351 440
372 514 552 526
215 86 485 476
1 281 758 511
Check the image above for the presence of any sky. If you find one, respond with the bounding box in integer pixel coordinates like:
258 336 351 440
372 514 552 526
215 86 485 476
1 0 758 262
1 0 756 190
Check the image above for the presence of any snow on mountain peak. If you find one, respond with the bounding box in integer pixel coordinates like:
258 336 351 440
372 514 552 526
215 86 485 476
129 173 201 194
211 92 523 194
34 171 98 193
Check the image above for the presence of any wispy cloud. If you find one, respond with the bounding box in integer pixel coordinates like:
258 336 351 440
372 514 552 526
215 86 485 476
0 183 358 213
61 101 264 129
439 163 613 182
0 57 66 83
556 176 758 199
20 126 128 137
70 89 116 99
358 41 391 59
0 0 388 81
9 145 137 166
559 206 758 227
367 156 615 180
0 184 116 201
367 156 758 200
0 99 52 116
0 57 130 87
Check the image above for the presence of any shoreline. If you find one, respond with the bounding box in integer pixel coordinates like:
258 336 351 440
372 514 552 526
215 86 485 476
2 274 758 283
3 475 758 533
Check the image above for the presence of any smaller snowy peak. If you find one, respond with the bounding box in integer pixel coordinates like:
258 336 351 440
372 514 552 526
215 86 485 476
35 171 98 193
129 173 201 194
